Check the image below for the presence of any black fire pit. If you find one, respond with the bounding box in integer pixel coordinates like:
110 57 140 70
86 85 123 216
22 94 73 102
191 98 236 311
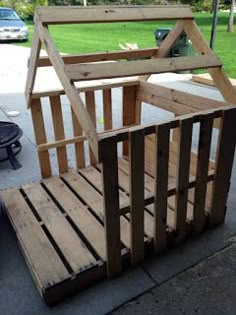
0 122 23 170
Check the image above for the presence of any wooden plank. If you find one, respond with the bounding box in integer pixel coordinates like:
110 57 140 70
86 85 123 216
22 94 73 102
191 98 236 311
154 123 170 252
2 189 69 289
139 81 230 112
99 137 122 277
36 6 193 24
78 166 133 250
103 89 112 130
65 55 221 82
122 85 139 155
31 98 51 178
43 176 106 260
183 19 236 104
210 108 236 225
25 25 41 107
22 182 96 273
129 129 145 264
85 91 97 165
192 73 236 88
38 48 159 66
36 19 99 159
175 117 193 241
71 109 85 168
49 95 68 173
193 114 214 233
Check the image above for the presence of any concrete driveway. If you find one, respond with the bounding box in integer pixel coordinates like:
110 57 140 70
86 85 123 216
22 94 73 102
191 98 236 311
0 44 236 315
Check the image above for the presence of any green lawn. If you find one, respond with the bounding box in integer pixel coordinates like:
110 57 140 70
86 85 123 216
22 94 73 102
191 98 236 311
19 12 236 78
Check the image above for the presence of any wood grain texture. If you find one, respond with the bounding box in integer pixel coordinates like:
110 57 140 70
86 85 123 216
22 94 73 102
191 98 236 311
49 95 68 173
103 89 112 130
31 98 51 178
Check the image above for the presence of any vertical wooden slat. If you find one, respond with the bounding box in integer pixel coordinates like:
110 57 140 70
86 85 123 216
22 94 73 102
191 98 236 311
31 98 51 178
71 108 85 169
49 95 68 173
154 123 170 252
175 117 193 241
85 91 97 165
122 85 140 156
210 108 236 225
103 89 112 130
193 114 214 233
100 137 122 277
129 129 145 265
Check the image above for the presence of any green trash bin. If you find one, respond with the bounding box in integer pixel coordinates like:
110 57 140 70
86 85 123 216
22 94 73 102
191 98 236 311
154 28 194 58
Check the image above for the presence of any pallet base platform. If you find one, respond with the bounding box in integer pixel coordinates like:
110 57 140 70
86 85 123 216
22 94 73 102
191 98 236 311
2 151 214 305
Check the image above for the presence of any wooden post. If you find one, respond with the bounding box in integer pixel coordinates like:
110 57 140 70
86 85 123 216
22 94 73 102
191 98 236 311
99 138 122 277
31 98 51 178
103 89 113 131
210 108 236 225
129 129 145 265
122 85 140 156
154 123 170 252
85 91 97 165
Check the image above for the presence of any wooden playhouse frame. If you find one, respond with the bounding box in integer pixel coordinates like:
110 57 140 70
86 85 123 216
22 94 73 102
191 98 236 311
2 5 236 304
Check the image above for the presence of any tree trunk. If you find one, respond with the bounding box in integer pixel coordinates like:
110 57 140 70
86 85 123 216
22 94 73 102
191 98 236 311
227 0 235 32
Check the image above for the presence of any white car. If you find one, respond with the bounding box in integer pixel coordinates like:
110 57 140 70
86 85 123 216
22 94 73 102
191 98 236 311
0 7 29 41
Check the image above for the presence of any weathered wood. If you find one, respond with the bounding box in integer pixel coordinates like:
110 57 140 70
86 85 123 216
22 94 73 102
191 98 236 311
22 182 96 272
36 6 193 24
154 123 170 252
210 108 236 225
193 114 214 233
36 19 99 159
71 109 86 169
1 189 70 288
85 91 97 165
66 55 221 82
175 117 193 240
38 48 159 67
31 98 51 178
25 25 41 107
99 137 122 277
192 73 236 88
122 85 139 155
49 95 68 173
129 129 145 264
103 89 112 130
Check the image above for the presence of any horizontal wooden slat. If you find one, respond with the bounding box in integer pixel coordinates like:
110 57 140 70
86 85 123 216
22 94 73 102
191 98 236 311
37 48 159 67
66 55 221 81
36 6 193 24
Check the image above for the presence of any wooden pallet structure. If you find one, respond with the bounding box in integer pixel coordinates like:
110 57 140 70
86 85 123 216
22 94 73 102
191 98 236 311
1 5 236 304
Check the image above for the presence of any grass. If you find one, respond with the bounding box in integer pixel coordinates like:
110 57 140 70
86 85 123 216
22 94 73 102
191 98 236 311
18 12 236 78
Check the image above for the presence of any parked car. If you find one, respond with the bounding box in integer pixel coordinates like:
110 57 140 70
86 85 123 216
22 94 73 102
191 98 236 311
0 7 29 42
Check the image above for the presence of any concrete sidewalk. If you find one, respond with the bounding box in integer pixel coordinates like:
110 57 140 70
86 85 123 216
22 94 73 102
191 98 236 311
0 44 236 315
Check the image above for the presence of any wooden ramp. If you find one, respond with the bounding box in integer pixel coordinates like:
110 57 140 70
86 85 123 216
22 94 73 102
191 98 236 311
1 149 213 304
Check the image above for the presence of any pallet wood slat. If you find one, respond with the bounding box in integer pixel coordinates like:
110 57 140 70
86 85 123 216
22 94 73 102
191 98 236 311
36 6 193 24
71 109 86 169
85 91 97 165
122 85 139 155
38 48 159 67
154 123 170 252
22 182 96 272
65 55 221 82
49 95 68 173
102 89 112 130
129 129 145 264
210 108 236 225
99 138 122 277
1 189 70 287
193 114 214 233
31 98 51 178
175 117 193 240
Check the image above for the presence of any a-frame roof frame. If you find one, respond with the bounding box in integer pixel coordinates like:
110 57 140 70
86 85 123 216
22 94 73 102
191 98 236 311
25 5 236 160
